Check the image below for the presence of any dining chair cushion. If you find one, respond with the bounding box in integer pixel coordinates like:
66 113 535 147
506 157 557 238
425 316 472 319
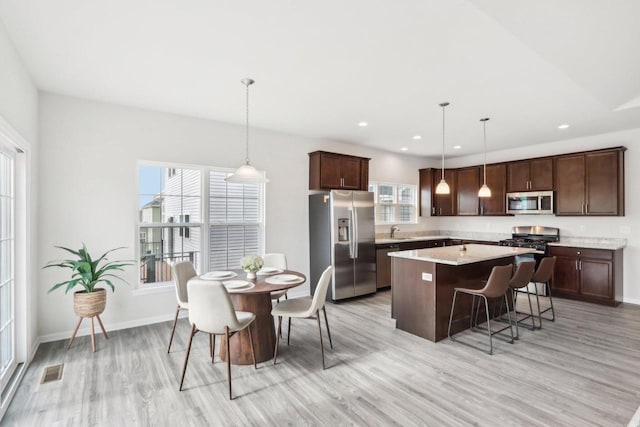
271 298 313 318
171 261 197 308
271 265 333 318
187 279 255 334
270 290 288 301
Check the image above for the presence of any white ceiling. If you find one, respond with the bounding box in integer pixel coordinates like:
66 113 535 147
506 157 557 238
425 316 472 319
1 0 639 158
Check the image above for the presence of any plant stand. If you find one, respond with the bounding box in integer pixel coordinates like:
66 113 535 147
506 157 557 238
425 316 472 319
68 288 108 352
67 315 109 353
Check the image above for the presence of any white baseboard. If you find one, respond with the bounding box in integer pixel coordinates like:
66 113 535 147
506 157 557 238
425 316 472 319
623 296 640 306
38 286 311 345
37 311 188 344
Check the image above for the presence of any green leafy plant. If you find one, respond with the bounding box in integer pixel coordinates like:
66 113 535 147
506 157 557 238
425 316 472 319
44 244 134 294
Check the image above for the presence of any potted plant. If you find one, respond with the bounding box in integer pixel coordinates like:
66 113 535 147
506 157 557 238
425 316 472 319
44 244 133 351
241 255 263 280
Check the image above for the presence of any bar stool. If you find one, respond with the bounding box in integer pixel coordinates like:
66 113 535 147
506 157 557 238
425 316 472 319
505 260 537 339
531 256 557 327
447 264 514 355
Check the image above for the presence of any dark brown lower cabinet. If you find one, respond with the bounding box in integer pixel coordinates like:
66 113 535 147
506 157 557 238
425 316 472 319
376 245 399 289
549 246 623 306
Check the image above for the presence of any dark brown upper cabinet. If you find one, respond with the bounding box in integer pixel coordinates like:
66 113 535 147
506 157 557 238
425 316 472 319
456 166 480 216
507 158 553 192
419 168 456 216
480 163 507 216
309 151 370 191
554 148 625 216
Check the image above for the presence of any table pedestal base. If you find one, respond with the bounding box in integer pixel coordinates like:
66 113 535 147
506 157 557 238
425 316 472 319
220 293 275 364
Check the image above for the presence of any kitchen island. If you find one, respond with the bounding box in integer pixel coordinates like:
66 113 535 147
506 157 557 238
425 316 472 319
389 244 540 342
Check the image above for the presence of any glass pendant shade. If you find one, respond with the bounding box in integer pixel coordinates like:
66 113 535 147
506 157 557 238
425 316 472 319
435 179 450 195
225 77 269 184
478 117 491 198
436 102 450 195
225 163 268 183
478 183 491 198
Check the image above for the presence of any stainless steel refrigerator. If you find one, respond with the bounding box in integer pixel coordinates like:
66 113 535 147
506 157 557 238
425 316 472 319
309 190 376 301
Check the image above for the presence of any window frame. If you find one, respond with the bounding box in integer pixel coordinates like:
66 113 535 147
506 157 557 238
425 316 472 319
368 181 418 225
136 161 266 288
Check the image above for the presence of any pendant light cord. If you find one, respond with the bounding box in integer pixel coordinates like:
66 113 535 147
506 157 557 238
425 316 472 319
241 78 255 165
481 117 490 185
440 102 449 180
245 80 250 165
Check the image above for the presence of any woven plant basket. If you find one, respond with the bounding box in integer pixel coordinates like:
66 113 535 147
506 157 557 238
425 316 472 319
73 288 107 317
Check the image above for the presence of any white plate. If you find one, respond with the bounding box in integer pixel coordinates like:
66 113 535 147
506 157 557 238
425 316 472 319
223 280 254 290
266 274 303 284
257 267 283 275
201 271 237 280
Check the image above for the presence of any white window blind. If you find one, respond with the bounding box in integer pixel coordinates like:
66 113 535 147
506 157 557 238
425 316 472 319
368 182 417 224
209 171 261 270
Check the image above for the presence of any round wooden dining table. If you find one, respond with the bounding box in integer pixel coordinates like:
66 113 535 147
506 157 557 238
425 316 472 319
216 269 306 365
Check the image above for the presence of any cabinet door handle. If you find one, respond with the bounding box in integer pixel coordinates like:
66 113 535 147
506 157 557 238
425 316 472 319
579 260 582 270
581 204 584 215
432 207 436 215
439 208 442 215
575 260 579 270
585 203 588 214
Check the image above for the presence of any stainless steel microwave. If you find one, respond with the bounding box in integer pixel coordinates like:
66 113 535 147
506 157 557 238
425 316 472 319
506 191 554 215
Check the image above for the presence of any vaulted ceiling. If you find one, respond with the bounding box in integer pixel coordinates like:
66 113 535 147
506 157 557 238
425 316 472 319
1 0 638 157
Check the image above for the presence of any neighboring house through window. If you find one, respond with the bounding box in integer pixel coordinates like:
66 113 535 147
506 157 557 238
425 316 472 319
137 163 264 286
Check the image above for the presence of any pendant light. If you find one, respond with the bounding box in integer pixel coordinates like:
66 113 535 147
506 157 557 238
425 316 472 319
225 78 269 184
435 102 451 195
478 117 492 198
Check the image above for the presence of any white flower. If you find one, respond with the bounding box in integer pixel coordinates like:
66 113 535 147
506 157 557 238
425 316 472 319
241 255 264 273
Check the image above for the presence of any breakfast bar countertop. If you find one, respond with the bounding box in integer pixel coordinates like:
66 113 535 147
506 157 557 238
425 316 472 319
388 244 542 266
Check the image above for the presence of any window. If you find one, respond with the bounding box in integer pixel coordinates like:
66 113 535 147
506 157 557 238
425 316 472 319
368 182 417 224
137 163 264 285
0 147 15 392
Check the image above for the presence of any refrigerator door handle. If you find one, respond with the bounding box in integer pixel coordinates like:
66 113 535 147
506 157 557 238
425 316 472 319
353 204 359 259
349 208 355 259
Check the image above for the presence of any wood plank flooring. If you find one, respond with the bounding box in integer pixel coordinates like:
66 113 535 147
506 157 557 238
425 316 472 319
2 290 640 426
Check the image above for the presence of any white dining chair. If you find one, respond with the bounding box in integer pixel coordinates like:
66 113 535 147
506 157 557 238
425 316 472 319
264 253 289 302
167 261 197 353
179 279 257 400
272 265 333 369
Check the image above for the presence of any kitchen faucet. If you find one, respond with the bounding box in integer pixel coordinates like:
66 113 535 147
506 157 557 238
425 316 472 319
390 225 400 239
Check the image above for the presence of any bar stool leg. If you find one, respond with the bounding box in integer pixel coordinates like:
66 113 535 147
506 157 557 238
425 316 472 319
526 289 537 330
504 294 515 344
447 290 459 340
511 289 519 340
546 281 556 321
482 295 492 355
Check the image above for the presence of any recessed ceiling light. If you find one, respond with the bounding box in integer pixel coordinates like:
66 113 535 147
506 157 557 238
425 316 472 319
358 121 368 127
453 145 462 150
558 124 570 129
400 147 408 151
412 135 422 140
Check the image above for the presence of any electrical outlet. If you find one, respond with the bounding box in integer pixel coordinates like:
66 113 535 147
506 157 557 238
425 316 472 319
620 225 631 235
421 272 432 281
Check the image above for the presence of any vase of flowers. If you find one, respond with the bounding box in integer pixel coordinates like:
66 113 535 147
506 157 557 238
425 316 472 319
241 255 263 280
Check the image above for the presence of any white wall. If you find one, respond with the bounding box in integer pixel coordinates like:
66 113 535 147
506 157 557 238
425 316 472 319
440 129 640 304
37 93 432 340
0 21 39 359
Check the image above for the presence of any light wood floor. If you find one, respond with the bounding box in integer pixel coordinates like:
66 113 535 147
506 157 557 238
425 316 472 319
2 291 640 426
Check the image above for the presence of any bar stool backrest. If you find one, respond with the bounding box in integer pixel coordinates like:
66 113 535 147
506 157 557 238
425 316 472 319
479 264 513 298
509 261 536 289
532 256 556 283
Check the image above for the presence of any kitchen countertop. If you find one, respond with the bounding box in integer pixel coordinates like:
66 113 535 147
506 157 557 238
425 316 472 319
388 244 542 266
376 233 626 250
548 239 626 250
375 235 451 245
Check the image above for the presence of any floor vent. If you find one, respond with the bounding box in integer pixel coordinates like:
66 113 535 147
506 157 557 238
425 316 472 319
41 364 64 384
